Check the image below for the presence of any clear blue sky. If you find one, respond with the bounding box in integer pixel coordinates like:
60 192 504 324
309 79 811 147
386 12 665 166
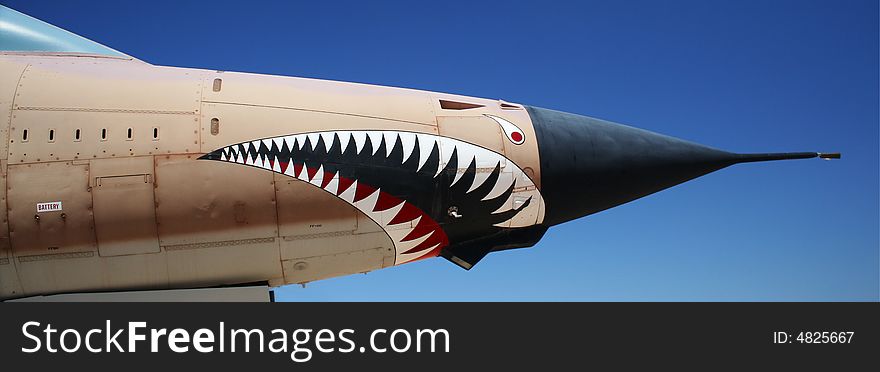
6 0 877 301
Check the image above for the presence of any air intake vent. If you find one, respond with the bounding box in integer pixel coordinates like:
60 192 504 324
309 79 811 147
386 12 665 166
439 100 484 110
500 102 522 110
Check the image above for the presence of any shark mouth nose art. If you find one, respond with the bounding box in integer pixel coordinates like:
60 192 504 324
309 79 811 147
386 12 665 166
200 130 545 264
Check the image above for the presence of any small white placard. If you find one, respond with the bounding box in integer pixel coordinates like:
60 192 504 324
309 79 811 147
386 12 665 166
36 201 63 213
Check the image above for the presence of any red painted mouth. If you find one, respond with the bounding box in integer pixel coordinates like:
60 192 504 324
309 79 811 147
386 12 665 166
297 164 449 259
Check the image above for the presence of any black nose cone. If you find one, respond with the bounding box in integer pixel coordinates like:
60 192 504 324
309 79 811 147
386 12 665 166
526 106 740 226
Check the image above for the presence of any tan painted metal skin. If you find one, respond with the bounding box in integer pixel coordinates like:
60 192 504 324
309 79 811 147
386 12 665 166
0 53 543 300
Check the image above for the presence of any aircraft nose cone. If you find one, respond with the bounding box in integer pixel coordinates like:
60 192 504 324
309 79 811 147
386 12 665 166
526 106 739 226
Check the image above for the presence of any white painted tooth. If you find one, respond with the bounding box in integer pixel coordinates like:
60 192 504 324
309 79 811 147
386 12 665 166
379 200 407 226
386 216 421 240
471 142 505 169
272 156 282 173
439 138 457 167
219 150 228 162
393 228 433 252
293 134 306 150
352 132 367 154
284 160 297 177
467 171 492 194
306 133 321 150
514 169 535 187
261 152 271 169
455 143 481 168
336 131 351 153
398 132 416 164
491 192 515 214
470 160 509 195
448 144 480 186
318 132 333 150
324 171 339 195
297 163 309 181
238 146 247 163
273 137 285 150
455 143 509 189
449 155 474 187
239 148 248 164
415 134 436 173
367 131 383 156
437 139 458 178
310 165 324 187
354 186 380 212
383 132 398 157
484 171 515 201
252 141 265 165
241 146 252 165
396 243 440 265
262 138 273 149
338 180 357 203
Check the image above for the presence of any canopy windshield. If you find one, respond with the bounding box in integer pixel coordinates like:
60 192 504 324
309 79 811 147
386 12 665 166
0 5 129 58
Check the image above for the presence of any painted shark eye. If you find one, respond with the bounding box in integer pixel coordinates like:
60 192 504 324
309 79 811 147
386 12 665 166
485 114 525 145
510 131 523 143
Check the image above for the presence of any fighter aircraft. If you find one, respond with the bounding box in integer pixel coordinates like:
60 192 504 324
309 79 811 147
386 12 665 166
0 6 838 301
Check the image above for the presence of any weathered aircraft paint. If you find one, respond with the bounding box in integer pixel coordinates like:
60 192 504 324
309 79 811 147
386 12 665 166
0 6 836 300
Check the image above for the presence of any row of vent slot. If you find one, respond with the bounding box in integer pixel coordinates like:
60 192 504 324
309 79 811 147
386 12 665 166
20 127 160 142
16 98 510 143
